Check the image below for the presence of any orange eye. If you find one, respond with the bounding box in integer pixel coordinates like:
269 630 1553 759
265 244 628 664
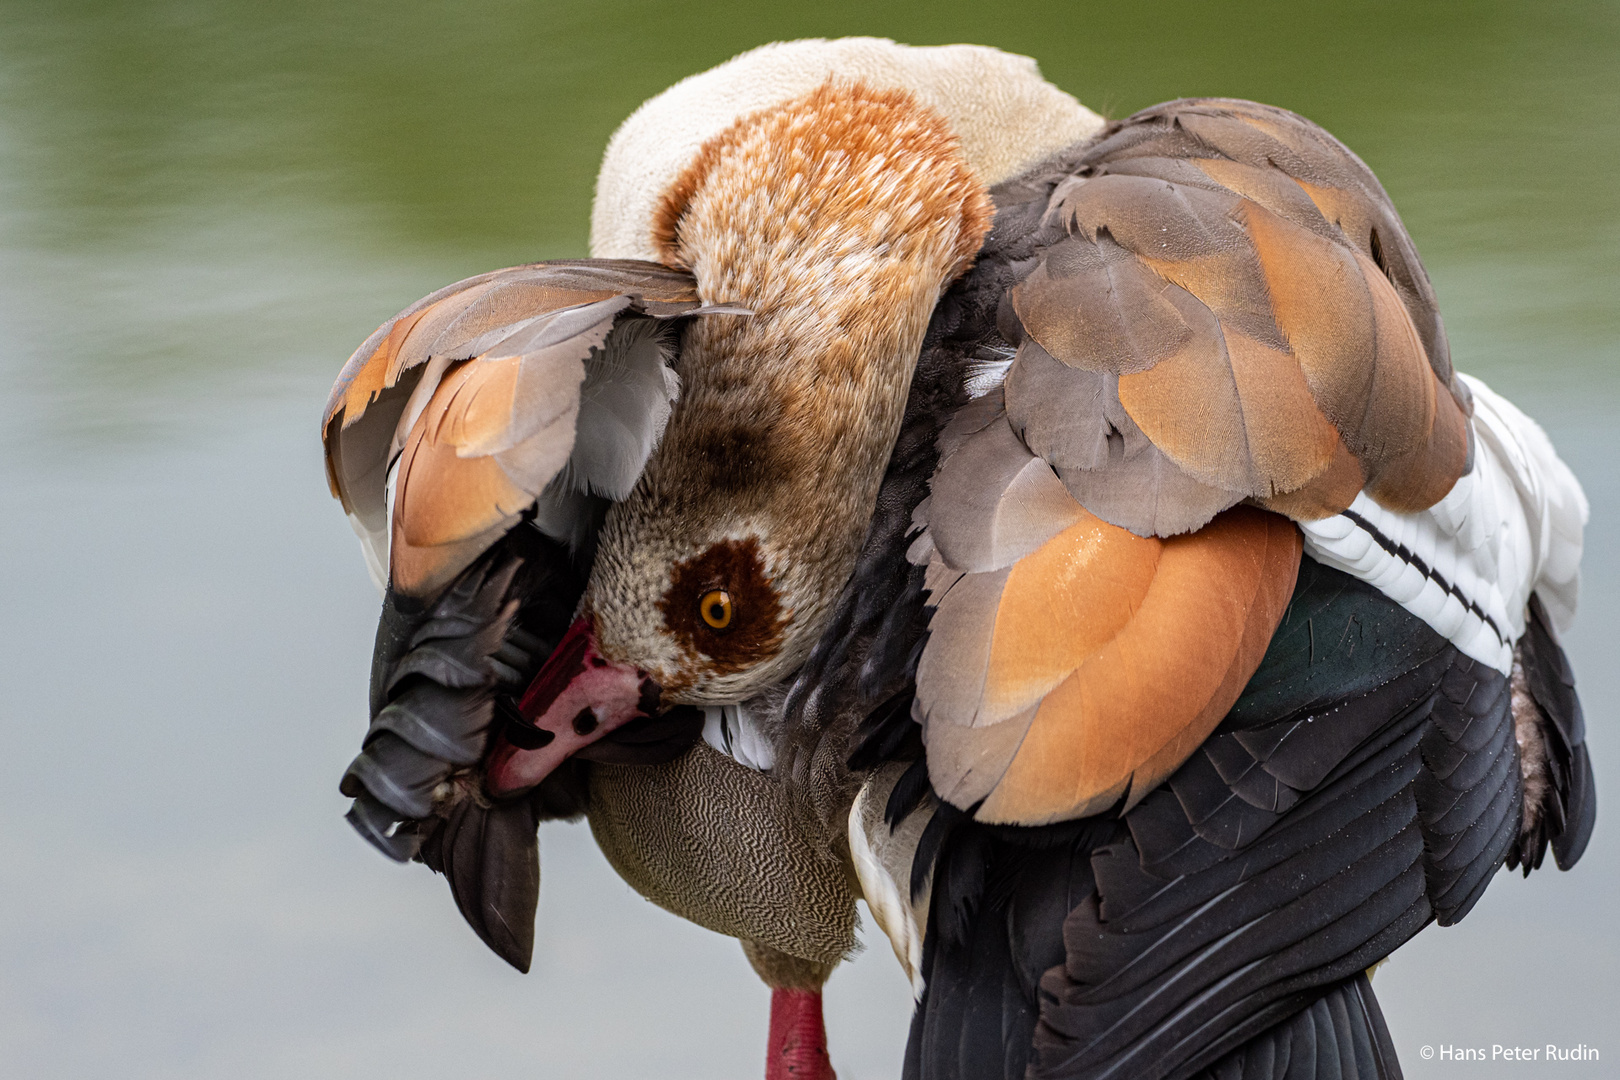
699 590 733 630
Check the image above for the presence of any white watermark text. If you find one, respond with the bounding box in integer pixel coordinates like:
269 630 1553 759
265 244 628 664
1418 1044 1600 1064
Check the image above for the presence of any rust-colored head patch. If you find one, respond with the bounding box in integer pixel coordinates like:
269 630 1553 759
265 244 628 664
651 80 993 297
659 537 787 674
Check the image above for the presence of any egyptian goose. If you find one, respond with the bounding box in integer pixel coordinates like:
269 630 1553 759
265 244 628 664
324 39 1595 1080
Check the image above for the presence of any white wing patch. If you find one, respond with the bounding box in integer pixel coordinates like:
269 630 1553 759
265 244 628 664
848 776 930 1000
700 703 777 772
961 346 1016 399
1300 374 1587 672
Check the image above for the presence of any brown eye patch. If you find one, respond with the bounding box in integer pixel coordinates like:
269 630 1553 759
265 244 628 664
660 537 786 673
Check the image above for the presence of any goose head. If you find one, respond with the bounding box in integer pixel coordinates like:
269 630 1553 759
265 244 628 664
487 81 993 794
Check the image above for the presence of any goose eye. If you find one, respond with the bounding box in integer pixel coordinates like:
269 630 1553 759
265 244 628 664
699 590 733 630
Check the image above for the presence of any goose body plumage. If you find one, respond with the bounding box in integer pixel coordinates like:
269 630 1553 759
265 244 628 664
324 39 1594 1080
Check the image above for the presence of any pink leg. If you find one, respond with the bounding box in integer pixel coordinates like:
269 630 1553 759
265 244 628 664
766 988 836 1080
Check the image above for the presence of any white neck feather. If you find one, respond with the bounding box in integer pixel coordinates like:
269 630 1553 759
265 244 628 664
589 37 1103 262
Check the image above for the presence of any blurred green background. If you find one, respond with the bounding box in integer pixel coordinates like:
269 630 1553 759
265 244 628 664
4 0 1616 447
1 2 1615 1078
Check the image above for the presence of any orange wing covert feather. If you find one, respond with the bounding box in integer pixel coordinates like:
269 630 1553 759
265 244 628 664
976 507 1299 824
919 488 1300 823
322 260 704 598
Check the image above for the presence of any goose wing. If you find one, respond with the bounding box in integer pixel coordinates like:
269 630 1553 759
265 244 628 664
912 98 1483 827
325 259 736 971
322 258 707 597
840 98 1592 1079
902 560 1590 1080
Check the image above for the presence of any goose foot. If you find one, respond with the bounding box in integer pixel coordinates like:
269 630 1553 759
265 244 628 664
766 988 835 1080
